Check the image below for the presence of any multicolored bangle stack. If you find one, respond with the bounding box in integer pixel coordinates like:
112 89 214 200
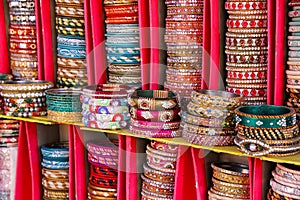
234 105 300 156
0 120 19 200
164 0 203 99
55 0 88 88
141 141 178 200
81 84 132 129
268 163 300 199
286 1 300 124
8 0 38 80
182 90 243 146
104 0 141 87
208 162 250 200
41 142 69 199
128 90 181 138
0 80 53 117
87 141 118 200
225 0 268 105
0 74 13 114
45 88 82 123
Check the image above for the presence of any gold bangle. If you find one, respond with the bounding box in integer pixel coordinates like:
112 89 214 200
213 170 250 185
212 177 250 198
47 110 82 123
211 163 249 177
55 6 84 17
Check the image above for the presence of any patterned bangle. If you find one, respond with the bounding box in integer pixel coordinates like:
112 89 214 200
88 186 117 198
10 41 37 50
104 4 138 17
42 178 69 191
10 14 36 23
9 1 35 9
141 191 173 200
166 74 201 83
235 105 297 128
167 6 203 15
182 130 235 146
0 80 53 91
42 168 69 179
88 153 118 167
225 1 267 10
270 178 300 197
83 118 129 129
130 125 181 138
57 29 84 36
130 107 180 122
130 118 180 130
82 104 129 114
276 163 300 182
43 189 69 199
90 165 118 177
89 175 117 188
226 87 267 97
57 46 86 59
82 84 132 98
236 124 299 140
212 177 250 198
228 14 268 20
227 28 268 34
208 189 248 200
11 60 37 68
9 25 36 37
150 141 178 154
82 110 130 122
128 90 179 111
56 6 84 17
211 162 249 177
48 111 82 123
272 170 300 189
227 9 267 16
87 143 118 157
269 188 299 200
226 78 267 84
57 35 85 46
213 170 249 185
88 183 117 193
227 70 267 80
181 122 235 136
80 96 127 106
146 145 177 158
227 54 267 64
142 180 174 195
227 19 267 28
226 37 267 47
57 57 86 68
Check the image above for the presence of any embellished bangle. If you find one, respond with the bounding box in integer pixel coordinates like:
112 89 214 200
208 189 247 200
83 118 129 130
181 122 235 136
57 35 85 46
105 17 139 24
272 170 300 189
90 165 118 177
212 177 250 198
57 29 84 36
181 111 235 128
143 164 175 183
167 6 203 15
234 105 296 128
226 19 267 28
10 48 37 54
89 175 117 188
129 125 181 138
270 178 300 197
10 14 36 23
0 80 53 91
182 130 235 146
228 14 268 20
55 6 84 17
104 4 138 17
225 1 267 10
150 141 178 154
1 91 45 98
88 182 117 192
226 78 267 84
88 186 117 198
11 60 37 68
166 74 202 83
57 45 86 59
227 28 267 34
226 49 268 56
226 37 267 47
82 110 130 122
130 107 180 122
9 25 36 37
42 168 69 180
41 142 69 157
227 70 267 80
226 32 267 38
9 1 35 9
130 118 180 130
0 137 18 144
43 189 69 199
55 0 84 4
88 153 118 167
269 188 300 200
57 57 86 68
212 167 249 184
226 45 268 51
42 178 69 191
108 75 141 84
187 101 232 120
80 96 128 106
226 62 268 68
47 110 82 123
82 84 132 98
82 104 129 114
141 174 174 188
146 145 177 158
276 163 300 182
236 124 299 140
227 54 268 64
142 179 174 195
226 87 267 97
141 191 173 200
128 90 179 111
87 143 118 157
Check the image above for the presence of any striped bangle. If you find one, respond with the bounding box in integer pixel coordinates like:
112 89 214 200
56 16 84 28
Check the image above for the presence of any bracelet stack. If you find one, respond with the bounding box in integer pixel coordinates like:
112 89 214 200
209 162 250 200
0 120 19 200
268 163 300 199
0 80 53 117
104 0 141 87
55 0 88 88
46 88 82 123
286 1 300 124
225 0 268 105
8 0 38 79
234 105 300 156
164 0 203 100
41 142 69 199
0 74 13 114
141 141 178 200
87 141 118 199
81 84 132 129
128 90 181 138
182 90 243 146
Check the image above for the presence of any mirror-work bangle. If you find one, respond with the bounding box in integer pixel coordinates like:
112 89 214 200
130 107 180 122
235 105 297 128
83 118 129 130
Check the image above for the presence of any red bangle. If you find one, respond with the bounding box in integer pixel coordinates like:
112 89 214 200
130 107 180 122
227 19 267 28
166 21 203 29
226 37 267 47
9 49 37 55
9 25 36 36
90 164 118 177
227 54 268 64
89 175 117 189
10 42 37 50
226 87 267 97
104 4 138 17
225 1 267 10
227 70 267 80
166 74 202 83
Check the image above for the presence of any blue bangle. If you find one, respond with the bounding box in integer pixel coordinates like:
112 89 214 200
41 162 69 170
57 35 85 46
42 155 69 162
57 46 86 59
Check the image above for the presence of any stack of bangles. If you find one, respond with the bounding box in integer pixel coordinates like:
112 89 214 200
208 162 250 200
182 90 243 146
55 0 88 88
141 141 178 200
268 163 300 200
45 88 82 123
0 80 53 117
0 119 19 200
234 105 300 156
104 0 142 87
164 0 203 99
225 0 268 105
128 90 181 138
8 0 38 79
87 141 118 200
41 142 69 200
0 74 13 114
81 84 133 129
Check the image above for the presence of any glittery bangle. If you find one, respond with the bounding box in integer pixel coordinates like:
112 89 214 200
130 125 181 138
227 54 267 64
271 178 300 197
80 96 127 107
276 163 300 182
82 104 129 114
208 189 247 200
212 177 250 198
143 164 175 183
213 169 249 185
142 177 174 195
225 1 267 10
43 189 69 199
150 141 178 154
227 70 267 80
146 145 177 158
130 107 180 122
83 118 129 130
181 122 235 136
82 110 130 122
87 143 118 157
130 118 180 130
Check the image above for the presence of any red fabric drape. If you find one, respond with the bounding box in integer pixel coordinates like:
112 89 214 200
117 135 126 200
0 0 9 74
35 0 44 80
68 125 75 200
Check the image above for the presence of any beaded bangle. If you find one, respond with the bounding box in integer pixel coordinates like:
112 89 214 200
0 137 18 144
276 163 300 182
130 107 180 122
182 130 235 146
83 118 129 129
235 105 297 128
236 124 299 140
212 177 250 198
271 178 300 196
5 111 47 117
181 122 235 136
142 181 174 195
225 1 267 10
87 143 118 157
143 164 175 183
130 118 180 130
141 191 173 200
226 87 267 97
0 80 53 91
130 125 181 138
128 90 179 110
146 145 177 158
150 141 178 154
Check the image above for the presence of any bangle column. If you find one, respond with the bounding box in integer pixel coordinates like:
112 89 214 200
117 135 126 200
35 0 44 80
0 0 9 74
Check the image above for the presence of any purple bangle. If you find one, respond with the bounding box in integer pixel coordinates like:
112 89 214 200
130 107 180 122
87 143 118 157
130 118 181 130
88 153 118 168
182 130 235 146
129 125 182 138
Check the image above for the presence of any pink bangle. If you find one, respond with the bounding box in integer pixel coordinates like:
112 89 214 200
130 119 180 130
87 143 118 157
146 145 177 158
130 107 180 122
272 170 300 188
150 141 178 154
276 164 300 182
129 125 181 138
88 153 118 168
182 130 235 146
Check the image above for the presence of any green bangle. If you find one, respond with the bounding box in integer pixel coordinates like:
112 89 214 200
234 105 297 128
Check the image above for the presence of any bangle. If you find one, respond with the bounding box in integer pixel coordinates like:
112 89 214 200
57 35 85 46
226 62 268 68
167 61 201 70
108 64 141 75
83 118 129 129
42 168 69 180
146 145 177 158
227 28 267 34
226 37 267 47
88 186 117 198
165 34 202 43
181 111 235 128
142 179 174 195
88 153 118 167
208 189 247 200
187 101 232 119
57 29 84 36
55 0 83 4
9 25 36 37
9 1 35 8
10 49 37 54
104 4 138 17
166 74 202 83
80 96 128 106
212 177 250 198
227 54 268 64
90 165 118 177
88 182 116 192
108 75 141 84
11 60 37 68
276 163 300 182
128 90 179 110
226 49 268 56
271 178 300 196
141 191 173 200
236 124 299 140
47 110 82 123
42 178 69 190
181 122 235 136
226 32 267 38
227 19 267 29
226 87 267 97
167 6 203 16
82 110 130 122
89 175 117 188
55 6 84 17
82 104 129 114
143 164 175 183
212 165 249 184
57 45 86 59
164 81 201 89
43 189 69 199
226 78 267 84
0 137 18 144
269 188 299 200
235 105 296 128
130 125 181 138
87 143 118 157
0 80 53 91
130 118 180 130
82 84 132 98
150 141 178 154
225 1 267 10
229 14 268 20
105 17 139 24
227 70 267 80
141 174 174 189
226 46 268 51
182 130 235 146
272 170 300 189
130 107 180 122
10 14 36 23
